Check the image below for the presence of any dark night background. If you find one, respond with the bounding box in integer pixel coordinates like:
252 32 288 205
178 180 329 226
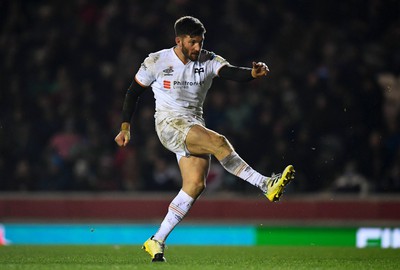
0 0 399 196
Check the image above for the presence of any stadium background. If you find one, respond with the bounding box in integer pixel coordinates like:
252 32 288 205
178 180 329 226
0 0 399 247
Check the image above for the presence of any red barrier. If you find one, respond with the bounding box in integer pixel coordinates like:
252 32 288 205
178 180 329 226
1 193 399 221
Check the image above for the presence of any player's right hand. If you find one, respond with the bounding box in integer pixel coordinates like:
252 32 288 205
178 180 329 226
115 122 131 147
251 61 269 78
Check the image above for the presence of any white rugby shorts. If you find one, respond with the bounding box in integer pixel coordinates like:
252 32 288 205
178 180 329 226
154 112 206 161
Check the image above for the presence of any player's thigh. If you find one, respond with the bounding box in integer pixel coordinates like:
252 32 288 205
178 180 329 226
179 154 210 196
185 124 227 155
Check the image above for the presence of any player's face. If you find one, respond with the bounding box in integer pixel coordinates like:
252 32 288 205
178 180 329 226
180 35 204 61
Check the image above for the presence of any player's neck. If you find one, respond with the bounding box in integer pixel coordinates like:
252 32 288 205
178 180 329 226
173 46 190 65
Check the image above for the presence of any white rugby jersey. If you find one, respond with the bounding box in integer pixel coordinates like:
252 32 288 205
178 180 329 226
135 47 229 117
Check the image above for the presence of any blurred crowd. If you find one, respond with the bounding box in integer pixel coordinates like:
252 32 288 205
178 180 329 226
1 0 399 194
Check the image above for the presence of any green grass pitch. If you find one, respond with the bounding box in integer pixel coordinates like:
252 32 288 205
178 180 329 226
1 245 399 270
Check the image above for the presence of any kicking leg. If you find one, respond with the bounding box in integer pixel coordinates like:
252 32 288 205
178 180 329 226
185 124 267 190
185 124 295 201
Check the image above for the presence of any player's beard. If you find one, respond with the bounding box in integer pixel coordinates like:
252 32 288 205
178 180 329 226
182 45 200 61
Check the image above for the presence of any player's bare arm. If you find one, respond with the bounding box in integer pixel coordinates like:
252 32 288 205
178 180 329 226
114 80 147 147
218 61 269 82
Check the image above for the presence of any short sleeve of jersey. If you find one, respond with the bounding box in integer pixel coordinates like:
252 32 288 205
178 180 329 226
209 54 229 77
135 54 157 87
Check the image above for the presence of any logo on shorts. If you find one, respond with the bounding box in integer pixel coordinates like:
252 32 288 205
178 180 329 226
163 80 171 89
163 66 174 76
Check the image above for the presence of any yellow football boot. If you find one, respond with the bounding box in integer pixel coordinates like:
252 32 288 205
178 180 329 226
264 165 295 202
142 236 166 262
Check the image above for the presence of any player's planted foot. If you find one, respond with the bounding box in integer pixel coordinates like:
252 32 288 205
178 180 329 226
142 236 166 262
263 165 295 202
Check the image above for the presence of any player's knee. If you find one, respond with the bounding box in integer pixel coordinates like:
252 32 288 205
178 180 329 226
213 134 229 149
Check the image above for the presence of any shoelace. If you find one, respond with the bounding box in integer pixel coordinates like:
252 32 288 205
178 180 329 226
268 173 282 187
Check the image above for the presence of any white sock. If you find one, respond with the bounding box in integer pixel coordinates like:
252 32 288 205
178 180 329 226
153 189 194 243
219 151 266 191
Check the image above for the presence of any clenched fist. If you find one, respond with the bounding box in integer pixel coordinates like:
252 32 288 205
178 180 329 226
115 122 131 147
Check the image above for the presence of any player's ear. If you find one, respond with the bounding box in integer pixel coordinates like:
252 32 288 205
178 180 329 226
175 36 182 47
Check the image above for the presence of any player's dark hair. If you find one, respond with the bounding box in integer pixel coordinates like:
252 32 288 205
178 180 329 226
174 16 206 37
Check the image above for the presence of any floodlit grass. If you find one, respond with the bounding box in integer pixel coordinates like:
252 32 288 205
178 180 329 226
0 245 399 270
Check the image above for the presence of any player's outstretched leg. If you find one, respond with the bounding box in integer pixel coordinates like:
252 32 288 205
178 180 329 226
262 165 295 202
142 236 166 262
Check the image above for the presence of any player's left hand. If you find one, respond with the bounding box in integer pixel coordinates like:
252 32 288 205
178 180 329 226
251 61 269 78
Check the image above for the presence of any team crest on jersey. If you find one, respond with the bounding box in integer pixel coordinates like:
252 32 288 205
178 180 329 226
163 66 174 76
194 67 204 74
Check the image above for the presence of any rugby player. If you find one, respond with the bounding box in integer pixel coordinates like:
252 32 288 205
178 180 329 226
115 16 295 262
